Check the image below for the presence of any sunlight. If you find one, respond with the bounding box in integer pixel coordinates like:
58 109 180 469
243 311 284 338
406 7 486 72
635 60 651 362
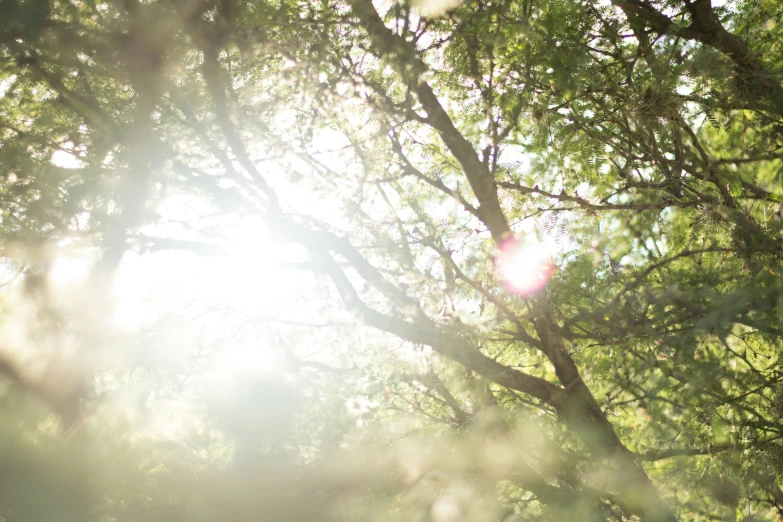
51 149 85 169
0 0 778 517
112 213 301 328
213 339 280 376
49 252 96 287
495 237 556 295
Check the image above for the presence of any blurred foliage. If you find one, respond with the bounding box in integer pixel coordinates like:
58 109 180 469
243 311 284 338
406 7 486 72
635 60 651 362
1 0 783 520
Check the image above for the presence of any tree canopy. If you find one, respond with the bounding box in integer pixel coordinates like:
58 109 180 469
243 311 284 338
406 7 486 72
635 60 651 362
1 0 783 520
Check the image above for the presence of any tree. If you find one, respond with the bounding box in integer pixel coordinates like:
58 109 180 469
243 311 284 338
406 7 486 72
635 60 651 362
1 0 783 520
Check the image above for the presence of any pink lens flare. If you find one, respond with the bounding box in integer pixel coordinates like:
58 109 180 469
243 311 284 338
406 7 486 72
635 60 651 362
495 237 555 295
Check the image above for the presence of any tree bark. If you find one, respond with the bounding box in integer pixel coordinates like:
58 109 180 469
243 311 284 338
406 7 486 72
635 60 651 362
613 0 783 116
342 3 678 519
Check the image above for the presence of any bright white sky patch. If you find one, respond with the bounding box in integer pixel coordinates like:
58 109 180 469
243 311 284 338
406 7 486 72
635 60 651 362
51 149 85 169
413 0 461 17
212 336 281 376
49 254 94 287
111 221 303 329
0 75 16 98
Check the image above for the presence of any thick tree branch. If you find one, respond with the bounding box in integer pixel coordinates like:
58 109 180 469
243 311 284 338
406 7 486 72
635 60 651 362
613 0 783 115
387 130 482 220
345 3 677 520
635 443 740 462
498 181 700 211
317 250 562 404
346 0 511 243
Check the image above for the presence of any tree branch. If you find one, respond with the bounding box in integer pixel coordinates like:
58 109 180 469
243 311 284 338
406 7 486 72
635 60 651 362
346 0 511 243
613 0 783 115
316 250 562 404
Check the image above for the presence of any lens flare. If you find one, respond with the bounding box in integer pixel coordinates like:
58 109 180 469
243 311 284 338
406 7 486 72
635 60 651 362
495 237 555 295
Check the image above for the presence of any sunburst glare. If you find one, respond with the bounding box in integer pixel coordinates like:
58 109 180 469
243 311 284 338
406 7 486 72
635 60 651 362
495 237 556 295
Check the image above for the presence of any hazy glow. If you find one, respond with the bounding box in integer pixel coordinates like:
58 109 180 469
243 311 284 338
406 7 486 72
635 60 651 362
413 0 462 17
213 339 280 376
111 214 303 330
49 254 94 287
495 237 555 295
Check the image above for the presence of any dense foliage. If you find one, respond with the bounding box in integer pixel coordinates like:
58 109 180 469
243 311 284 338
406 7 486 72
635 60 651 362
1 0 783 519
